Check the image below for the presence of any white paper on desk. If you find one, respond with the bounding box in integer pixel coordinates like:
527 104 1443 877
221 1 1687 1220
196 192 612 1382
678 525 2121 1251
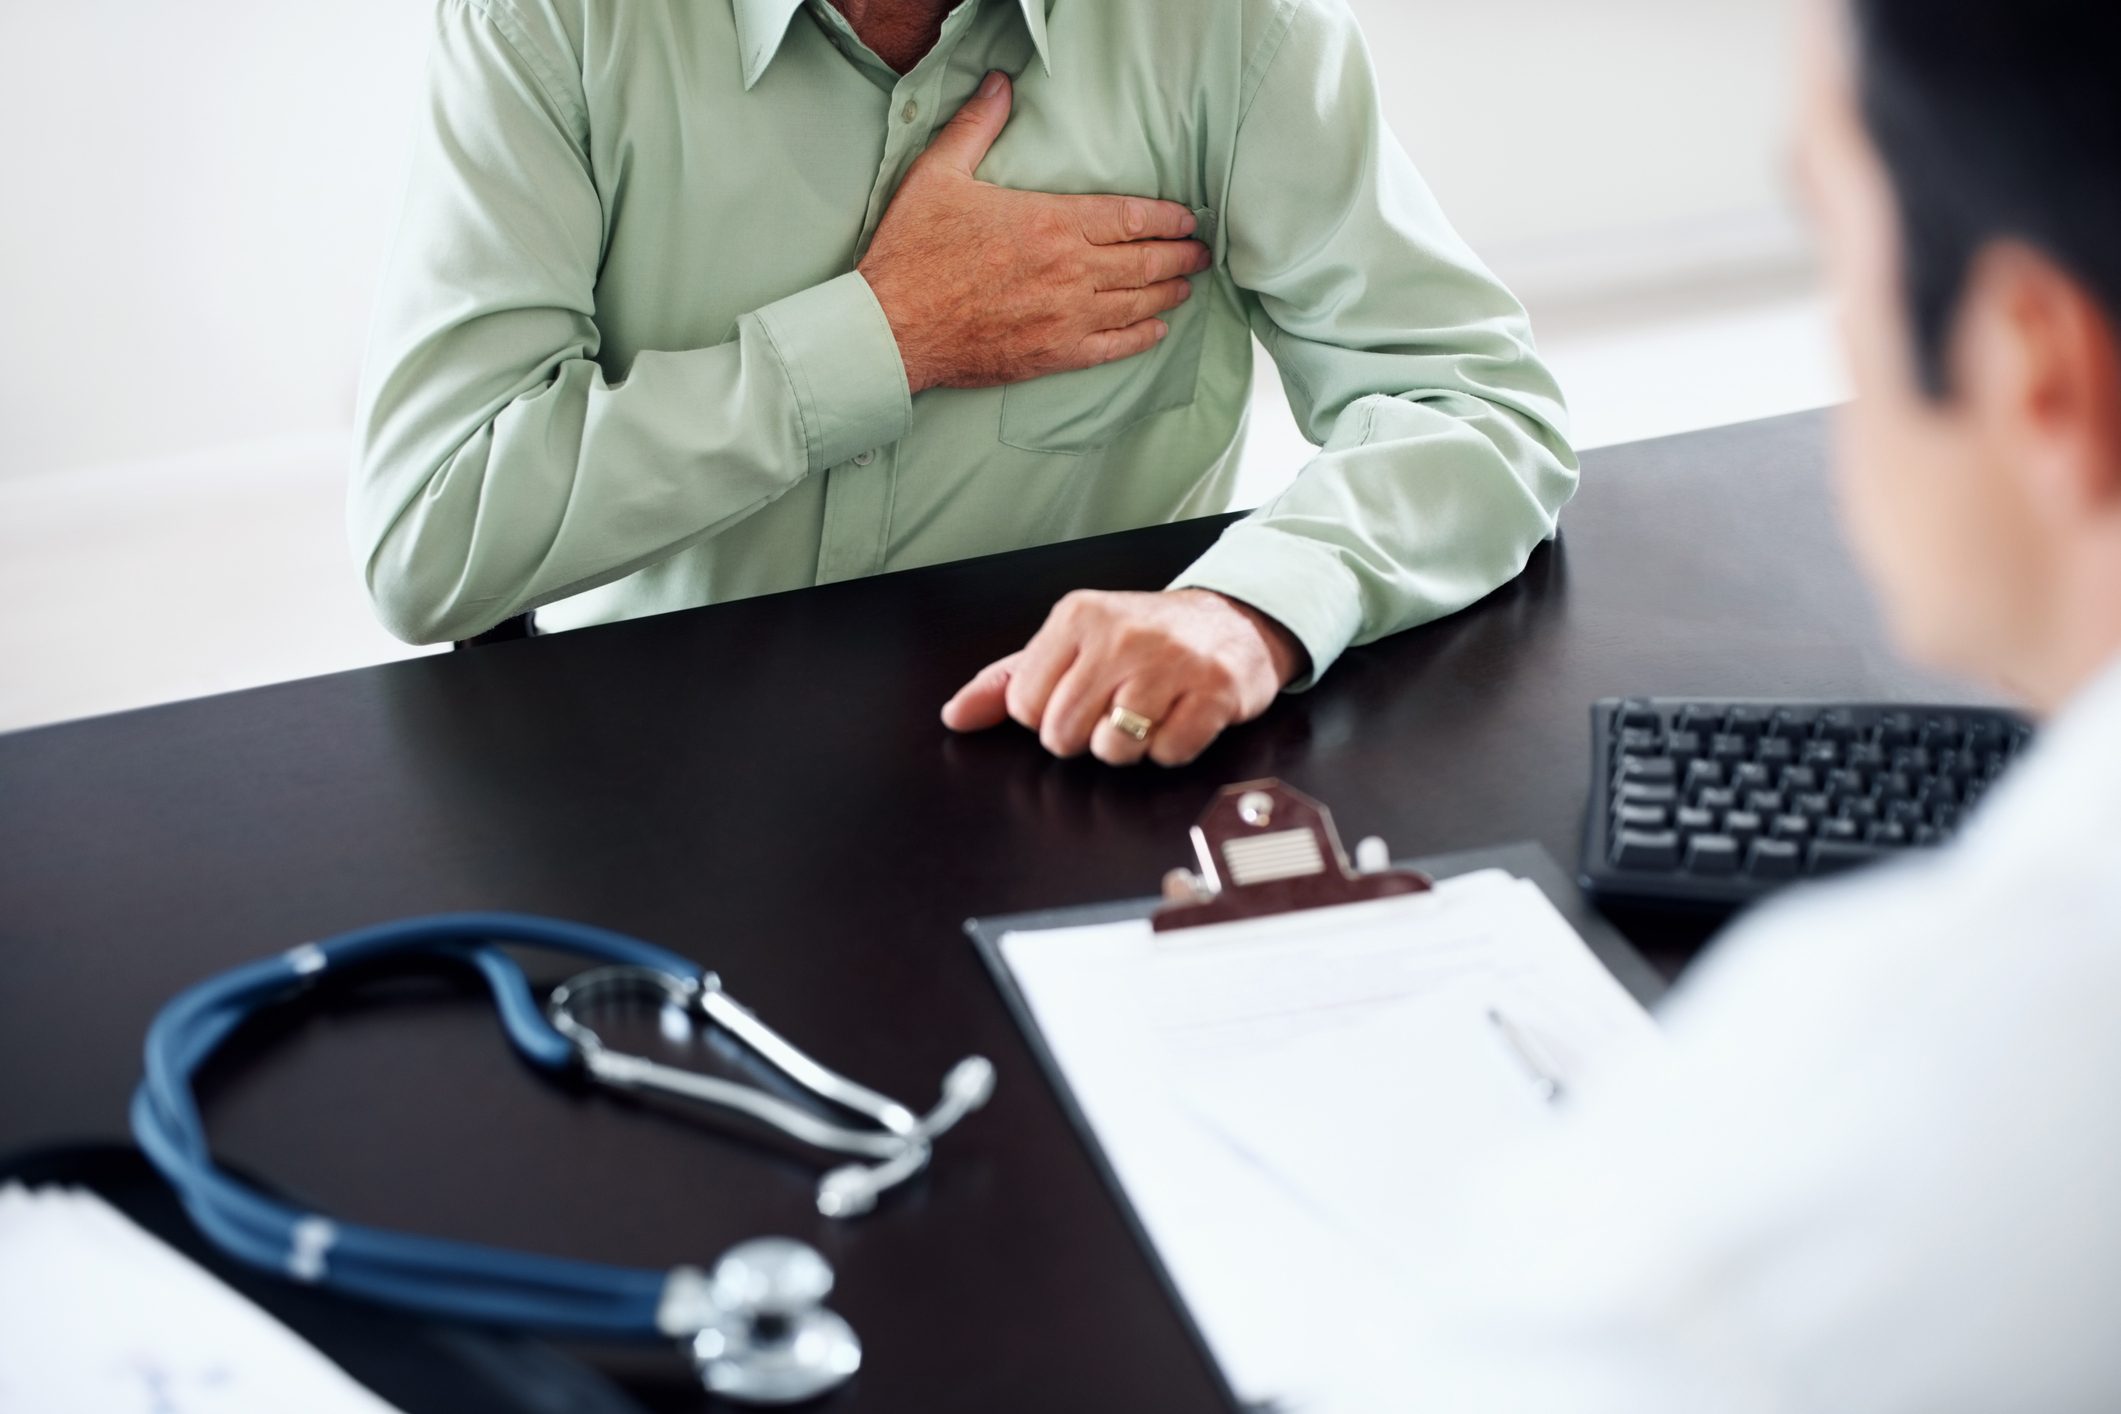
1000 870 1662 1412
0 1183 404 1414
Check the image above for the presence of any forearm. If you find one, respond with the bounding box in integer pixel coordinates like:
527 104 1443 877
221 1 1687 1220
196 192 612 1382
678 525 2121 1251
353 273 909 645
1173 385 1575 686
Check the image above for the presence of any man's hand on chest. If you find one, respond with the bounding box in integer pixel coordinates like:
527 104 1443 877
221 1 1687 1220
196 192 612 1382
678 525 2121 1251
857 72 1212 396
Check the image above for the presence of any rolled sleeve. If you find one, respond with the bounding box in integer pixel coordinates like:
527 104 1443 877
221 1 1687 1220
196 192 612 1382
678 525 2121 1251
1171 524 1366 691
747 271 913 473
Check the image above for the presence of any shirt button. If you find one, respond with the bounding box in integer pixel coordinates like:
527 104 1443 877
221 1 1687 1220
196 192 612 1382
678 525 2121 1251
853 448 877 467
900 99 919 124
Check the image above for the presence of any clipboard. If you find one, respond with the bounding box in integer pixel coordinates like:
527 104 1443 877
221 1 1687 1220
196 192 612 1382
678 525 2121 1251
966 781 1666 1413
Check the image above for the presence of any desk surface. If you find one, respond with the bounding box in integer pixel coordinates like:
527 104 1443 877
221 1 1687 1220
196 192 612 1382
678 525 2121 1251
0 410 1973 1411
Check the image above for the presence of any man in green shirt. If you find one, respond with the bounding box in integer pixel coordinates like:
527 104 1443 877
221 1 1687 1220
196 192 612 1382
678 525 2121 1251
352 0 1574 766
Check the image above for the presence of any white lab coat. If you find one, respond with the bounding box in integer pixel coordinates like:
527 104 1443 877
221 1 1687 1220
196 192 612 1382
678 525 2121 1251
1389 657 2121 1411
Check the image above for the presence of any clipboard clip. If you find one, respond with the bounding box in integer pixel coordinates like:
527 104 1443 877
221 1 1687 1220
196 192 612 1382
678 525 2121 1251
1152 780 1432 933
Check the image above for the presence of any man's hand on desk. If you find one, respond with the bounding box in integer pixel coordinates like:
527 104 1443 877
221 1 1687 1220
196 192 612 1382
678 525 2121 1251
941 590 1310 767
857 71 1212 395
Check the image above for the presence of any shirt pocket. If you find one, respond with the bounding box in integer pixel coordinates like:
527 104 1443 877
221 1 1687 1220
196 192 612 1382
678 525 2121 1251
998 207 1218 456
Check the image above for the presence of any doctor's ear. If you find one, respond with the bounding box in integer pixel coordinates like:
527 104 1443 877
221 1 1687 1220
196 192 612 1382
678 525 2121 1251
1955 241 2121 526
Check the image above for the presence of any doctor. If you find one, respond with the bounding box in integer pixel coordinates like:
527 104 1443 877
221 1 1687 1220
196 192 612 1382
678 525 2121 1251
1389 0 2121 1406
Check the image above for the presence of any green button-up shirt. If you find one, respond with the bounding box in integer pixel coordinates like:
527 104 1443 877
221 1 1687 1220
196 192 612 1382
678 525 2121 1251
352 0 1575 683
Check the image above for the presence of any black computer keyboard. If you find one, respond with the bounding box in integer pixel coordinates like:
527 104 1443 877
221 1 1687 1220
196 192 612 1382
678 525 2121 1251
1580 698 2033 914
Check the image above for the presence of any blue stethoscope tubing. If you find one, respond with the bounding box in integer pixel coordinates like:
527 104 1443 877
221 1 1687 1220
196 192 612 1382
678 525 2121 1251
131 912 709 1339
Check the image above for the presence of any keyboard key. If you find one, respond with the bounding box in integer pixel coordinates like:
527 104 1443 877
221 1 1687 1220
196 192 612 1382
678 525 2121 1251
1723 810 1764 844
1686 835 1742 875
1846 742 1888 772
1696 787 1739 814
1817 817 1861 842
1768 707 1815 739
1617 804 1670 830
1618 701 1661 731
1877 711 1917 747
1962 719 2007 753
1723 707 1768 739
1710 733 1750 763
1793 791 1834 819
1676 806 1716 834
1825 768 1867 800
1665 730 1703 764
1866 821 1909 846
1841 797 1881 826
1731 761 1774 791
1619 784 1678 808
1620 756 1678 784
1613 830 1681 870
1892 746 1933 774
1619 727 1663 754
1685 759 1726 792
1772 814 1813 840
1815 709 1861 743
1801 740 1842 767
1779 766 1820 794
1745 790 1786 817
1807 841 1891 876
1676 705 1720 735
1754 738 1796 769
1747 839 1803 878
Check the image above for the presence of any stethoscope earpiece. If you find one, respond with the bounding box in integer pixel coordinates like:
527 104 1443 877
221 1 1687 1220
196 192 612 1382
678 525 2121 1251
547 964 995 1219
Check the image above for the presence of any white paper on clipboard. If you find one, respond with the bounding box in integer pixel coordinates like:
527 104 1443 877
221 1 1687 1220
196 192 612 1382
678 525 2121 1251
999 870 1662 1412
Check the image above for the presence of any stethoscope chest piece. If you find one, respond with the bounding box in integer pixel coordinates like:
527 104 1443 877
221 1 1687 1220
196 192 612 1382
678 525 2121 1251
669 1238 862 1405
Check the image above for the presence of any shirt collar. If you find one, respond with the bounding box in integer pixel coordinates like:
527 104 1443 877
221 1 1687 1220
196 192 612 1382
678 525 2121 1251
733 0 1053 91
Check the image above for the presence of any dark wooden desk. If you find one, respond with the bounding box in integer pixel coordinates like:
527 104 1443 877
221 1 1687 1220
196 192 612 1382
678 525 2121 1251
0 410 1971 1411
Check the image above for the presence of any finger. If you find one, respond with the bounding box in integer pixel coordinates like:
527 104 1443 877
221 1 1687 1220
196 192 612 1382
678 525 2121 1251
1073 319 1168 369
941 652 1024 732
1003 613 1082 733
1092 238 1212 292
1094 278 1194 331
1038 652 1131 759
1091 679 1189 768
1070 194 1199 246
1145 694 1228 768
921 71 1013 177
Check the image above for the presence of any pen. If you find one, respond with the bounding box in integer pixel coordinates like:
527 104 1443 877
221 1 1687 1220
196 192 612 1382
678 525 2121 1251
1487 1007 1567 1105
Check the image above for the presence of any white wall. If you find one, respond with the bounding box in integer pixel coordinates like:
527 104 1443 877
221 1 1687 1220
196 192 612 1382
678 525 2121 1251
1357 0 1803 303
0 0 1800 483
1 1 428 478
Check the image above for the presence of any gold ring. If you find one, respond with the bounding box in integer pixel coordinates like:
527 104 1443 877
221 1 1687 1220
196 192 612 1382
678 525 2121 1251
1108 705 1156 743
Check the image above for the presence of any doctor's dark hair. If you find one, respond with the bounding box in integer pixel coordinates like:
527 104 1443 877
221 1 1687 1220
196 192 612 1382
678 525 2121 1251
1851 0 2121 396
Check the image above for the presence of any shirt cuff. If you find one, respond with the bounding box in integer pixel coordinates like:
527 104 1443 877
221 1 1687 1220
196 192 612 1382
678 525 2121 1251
1169 524 1367 692
748 271 912 473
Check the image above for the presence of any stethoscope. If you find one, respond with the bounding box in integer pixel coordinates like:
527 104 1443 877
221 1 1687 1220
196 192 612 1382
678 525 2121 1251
131 913 995 1405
